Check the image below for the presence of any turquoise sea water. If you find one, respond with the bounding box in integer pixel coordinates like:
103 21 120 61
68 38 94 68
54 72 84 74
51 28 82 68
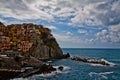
14 48 120 80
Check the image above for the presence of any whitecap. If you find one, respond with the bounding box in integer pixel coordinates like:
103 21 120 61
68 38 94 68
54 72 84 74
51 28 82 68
100 59 115 67
38 71 57 77
89 71 113 79
90 58 115 67
12 65 71 79
53 65 71 71
99 71 114 75
11 78 28 80
36 65 71 77
90 64 105 67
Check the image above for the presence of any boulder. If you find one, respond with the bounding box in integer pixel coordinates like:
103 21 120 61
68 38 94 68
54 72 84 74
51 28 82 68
58 66 64 71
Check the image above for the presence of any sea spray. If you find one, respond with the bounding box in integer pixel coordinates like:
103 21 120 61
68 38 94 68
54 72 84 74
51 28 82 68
34 65 70 78
90 59 115 67
100 59 115 67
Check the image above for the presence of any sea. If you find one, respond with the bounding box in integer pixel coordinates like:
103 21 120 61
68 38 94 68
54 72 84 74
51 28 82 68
13 48 120 80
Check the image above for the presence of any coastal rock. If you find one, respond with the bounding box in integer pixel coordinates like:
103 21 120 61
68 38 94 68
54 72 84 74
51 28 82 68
69 57 110 66
58 66 64 71
29 28 63 60
63 53 70 58
39 64 56 74
0 56 56 79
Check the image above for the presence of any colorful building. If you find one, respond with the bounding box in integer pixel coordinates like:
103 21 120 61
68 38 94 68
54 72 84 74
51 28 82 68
18 41 33 52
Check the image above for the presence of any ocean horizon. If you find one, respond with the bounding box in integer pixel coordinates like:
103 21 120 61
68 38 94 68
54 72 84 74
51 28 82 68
62 48 120 49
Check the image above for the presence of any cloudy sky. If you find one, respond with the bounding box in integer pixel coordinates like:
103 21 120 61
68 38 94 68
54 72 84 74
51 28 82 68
0 0 120 48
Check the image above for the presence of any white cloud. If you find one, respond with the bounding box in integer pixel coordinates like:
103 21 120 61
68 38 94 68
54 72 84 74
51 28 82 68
66 31 73 36
112 0 120 13
0 0 75 21
71 3 103 26
45 25 57 30
0 18 5 23
53 33 83 44
78 29 87 34
53 7 76 18
86 39 95 44
109 24 120 32
53 32 96 45
96 30 108 36
96 29 108 42
108 24 120 43
70 0 120 26
108 32 120 43
0 0 120 26
96 25 120 43
0 0 54 20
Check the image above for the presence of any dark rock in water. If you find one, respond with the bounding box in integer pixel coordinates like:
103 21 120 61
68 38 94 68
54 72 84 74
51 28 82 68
58 66 64 71
62 53 70 58
69 57 110 66
99 61 109 65
0 56 57 79
66 53 70 57
39 64 56 74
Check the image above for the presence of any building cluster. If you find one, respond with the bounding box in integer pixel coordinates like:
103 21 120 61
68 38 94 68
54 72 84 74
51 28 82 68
0 23 42 53
0 22 55 54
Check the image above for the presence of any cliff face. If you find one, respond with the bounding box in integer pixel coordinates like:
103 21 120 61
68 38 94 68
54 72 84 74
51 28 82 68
29 27 63 59
31 42 63 59
0 22 63 59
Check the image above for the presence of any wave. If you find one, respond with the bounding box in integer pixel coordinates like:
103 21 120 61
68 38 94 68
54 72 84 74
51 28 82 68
90 58 115 67
90 64 106 67
12 65 71 80
89 71 114 79
99 72 114 75
53 65 71 71
38 71 57 77
100 59 115 67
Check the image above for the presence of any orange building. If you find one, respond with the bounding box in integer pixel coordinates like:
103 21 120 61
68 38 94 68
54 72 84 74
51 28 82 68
0 36 10 50
18 41 33 52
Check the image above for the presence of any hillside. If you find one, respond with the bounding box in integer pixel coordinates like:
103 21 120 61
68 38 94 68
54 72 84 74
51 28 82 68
0 22 63 59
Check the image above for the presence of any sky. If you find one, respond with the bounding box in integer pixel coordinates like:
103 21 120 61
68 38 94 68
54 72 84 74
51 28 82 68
0 0 120 48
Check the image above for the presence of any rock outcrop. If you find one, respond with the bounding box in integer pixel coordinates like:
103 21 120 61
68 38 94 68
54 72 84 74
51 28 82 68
0 22 64 79
0 22 63 60
29 29 63 59
69 56 110 66
0 56 56 79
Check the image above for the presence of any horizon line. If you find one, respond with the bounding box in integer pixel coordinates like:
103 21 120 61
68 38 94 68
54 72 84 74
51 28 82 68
62 47 120 49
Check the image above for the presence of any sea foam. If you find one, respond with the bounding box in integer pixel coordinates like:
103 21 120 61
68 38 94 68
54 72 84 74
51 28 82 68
100 59 115 67
12 65 71 80
90 58 115 67
89 71 114 79
37 65 71 77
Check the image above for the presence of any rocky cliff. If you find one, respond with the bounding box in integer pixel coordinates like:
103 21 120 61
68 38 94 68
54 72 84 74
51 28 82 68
29 25 63 59
0 22 63 60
